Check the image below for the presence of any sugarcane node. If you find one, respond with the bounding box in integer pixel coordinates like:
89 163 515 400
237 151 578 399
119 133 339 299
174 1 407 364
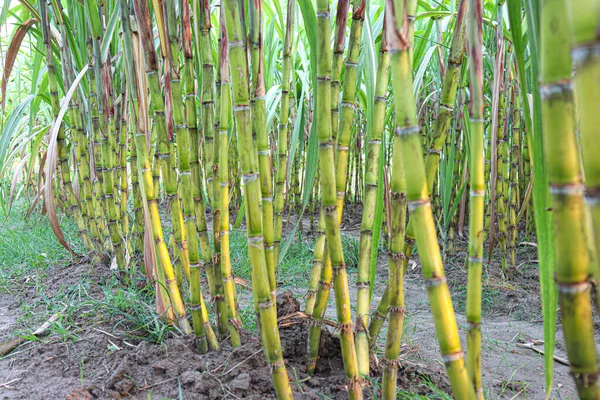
555 279 591 295
308 318 323 328
387 306 406 315
467 320 481 328
356 281 370 289
394 125 419 136
382 358 401 368
304 290 317 299
212 253 220 264
549 182 585 196
189 262 201 270
348 376 365 392
408 198 430 211
441 350 464 365
318 280 333 290
337 321 354 334
540 79 574 101
388 251 406 261
424 275 447 288
571 42 600 68
571 371 600 388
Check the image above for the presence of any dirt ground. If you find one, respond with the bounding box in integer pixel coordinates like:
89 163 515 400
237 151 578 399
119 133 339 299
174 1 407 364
0 209 586 399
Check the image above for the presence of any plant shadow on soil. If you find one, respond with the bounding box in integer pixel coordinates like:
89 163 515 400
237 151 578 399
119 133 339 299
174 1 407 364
0 203 583 399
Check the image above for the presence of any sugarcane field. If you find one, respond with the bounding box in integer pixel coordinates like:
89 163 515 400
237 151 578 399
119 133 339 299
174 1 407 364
0 0 599 398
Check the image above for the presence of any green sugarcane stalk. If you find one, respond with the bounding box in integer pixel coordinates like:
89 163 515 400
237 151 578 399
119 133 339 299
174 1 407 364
249 0 277 296
217 18 242 347
331 0 350 145
355 15 389 377
567 0 600 313
199 1 215 206
334 2 368 375
305 0 349 325
305 212 327 315
369 0 467 348
381 20 408 392
312 0 362 397
466 0 485 397
39 0 94 252
369 1 467 343
211 10 233 340
274 0 295 269
386 0 473 398
541 0 600 398
222 0 293 397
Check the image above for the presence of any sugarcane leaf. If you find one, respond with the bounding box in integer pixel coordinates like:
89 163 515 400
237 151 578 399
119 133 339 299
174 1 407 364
0 95 35 178
100 5 120 64
1 18 37 113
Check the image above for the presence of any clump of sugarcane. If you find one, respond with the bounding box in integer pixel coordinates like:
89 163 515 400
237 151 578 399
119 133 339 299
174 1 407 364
541 0 600 397
131 0 191 334
566 0 600 313
386 0 473 397
50 1 100 254
119 0 144 256
495 42 509 274
163 0 219 352
39 0 94 253
85 0 128 272
222 0 293 397
508 84 521 271
466 0 485 397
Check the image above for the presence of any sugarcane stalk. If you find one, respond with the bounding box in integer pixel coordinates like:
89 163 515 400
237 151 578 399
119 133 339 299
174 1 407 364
249 0 277 296
465 0 485 397
567 0 600 314
305 0 349 334
273 0 295 270
217 19 242 347
369 1 467 343
312 0 362 397
223 0 293 397
355 14 389 377
541 0 600 398
386 0 473 398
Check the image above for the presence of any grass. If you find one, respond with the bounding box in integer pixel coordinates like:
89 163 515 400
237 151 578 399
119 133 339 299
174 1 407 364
0 200 359 338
